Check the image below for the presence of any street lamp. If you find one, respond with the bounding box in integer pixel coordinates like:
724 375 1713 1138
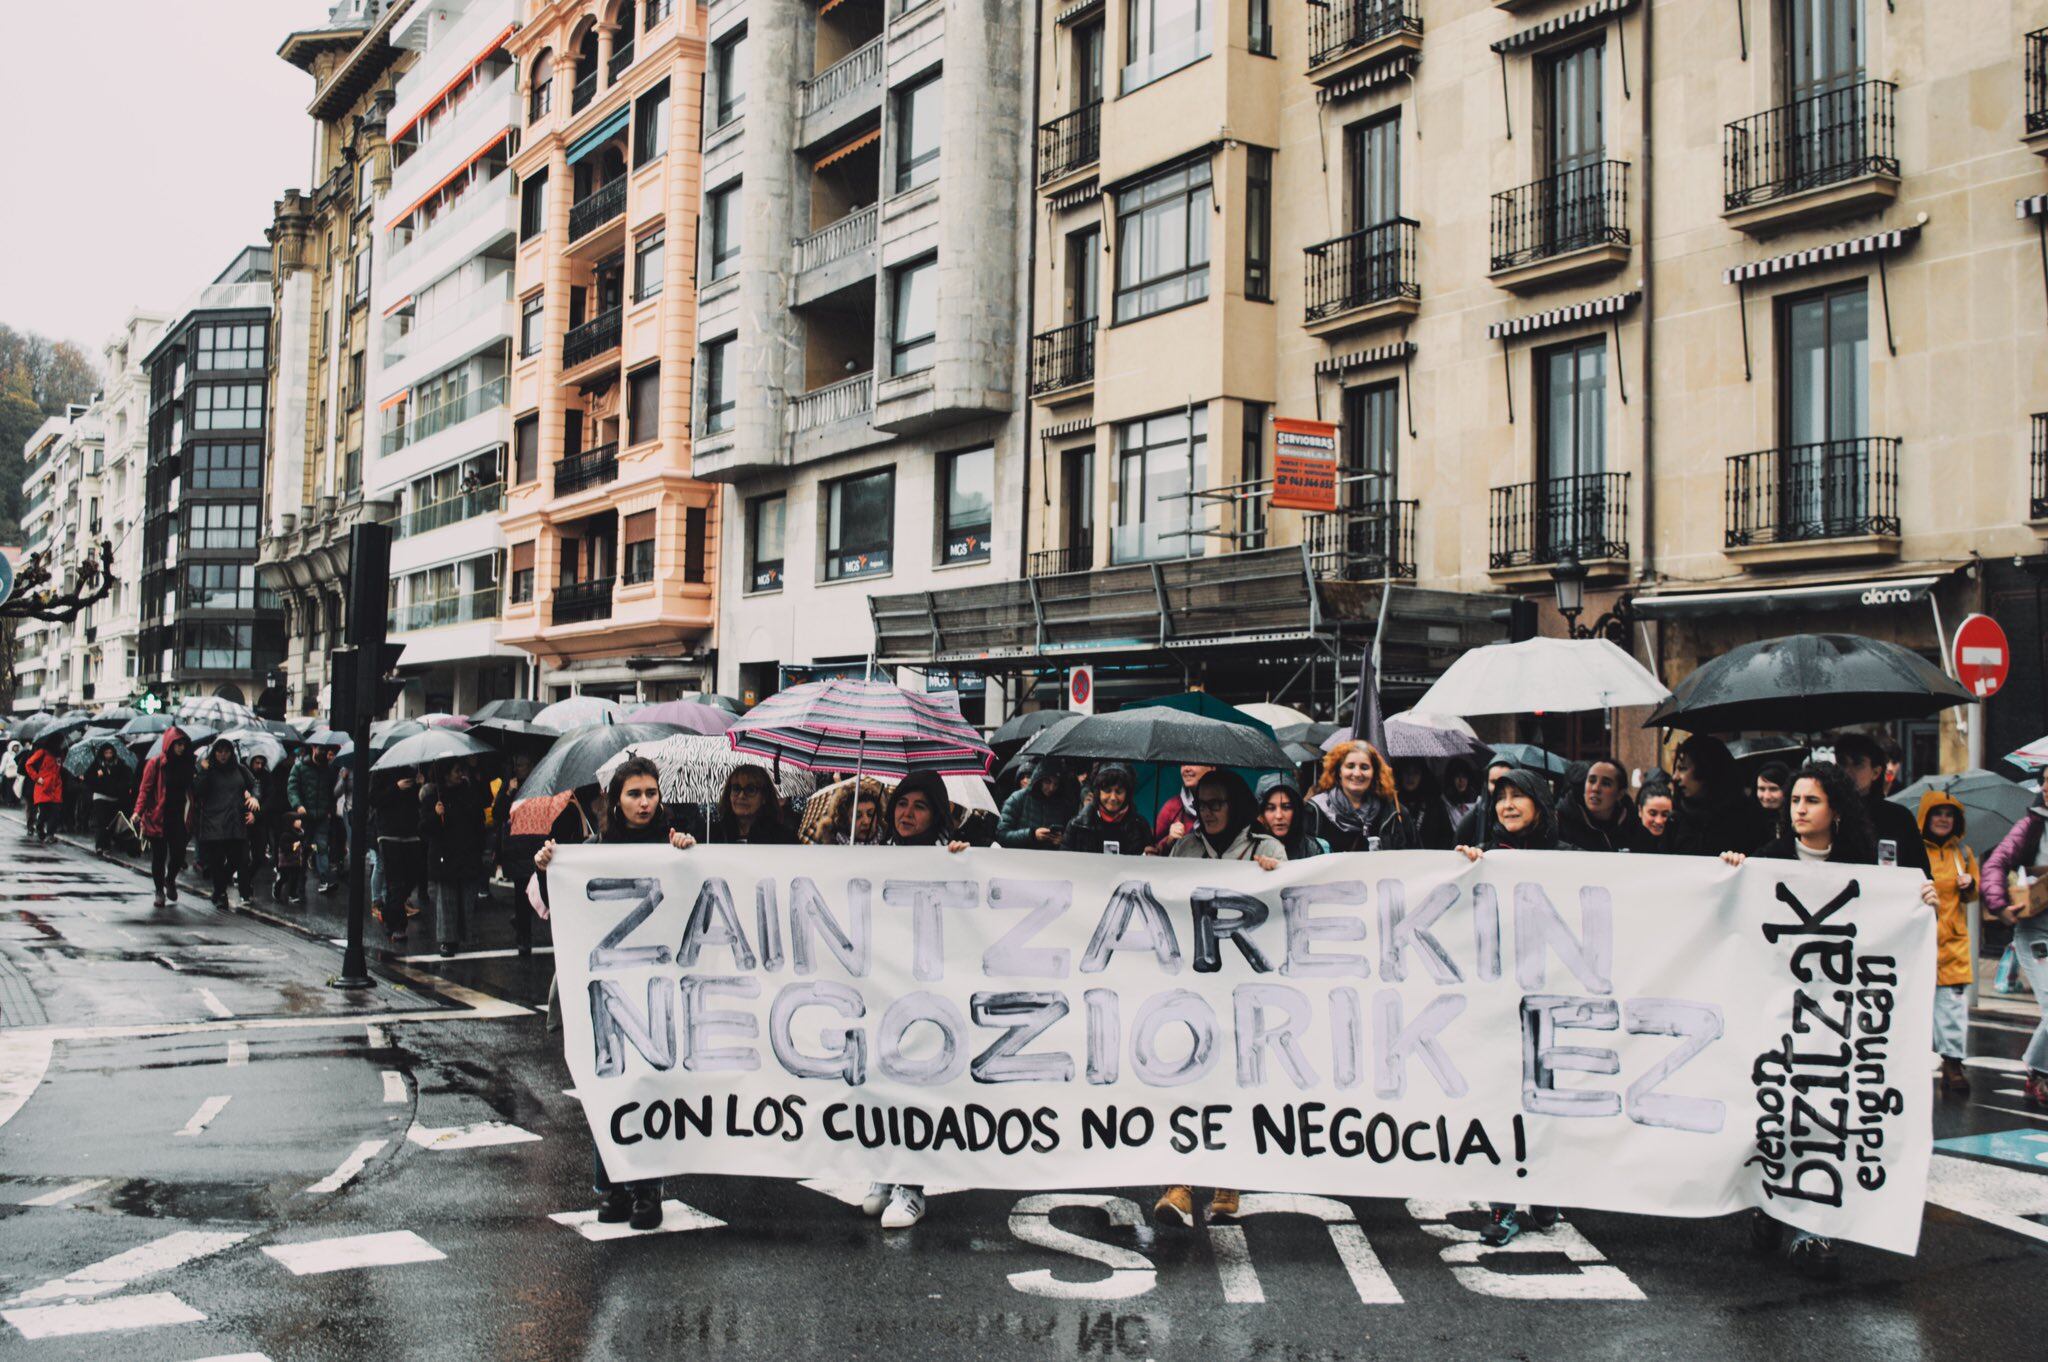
1550 553 1589 633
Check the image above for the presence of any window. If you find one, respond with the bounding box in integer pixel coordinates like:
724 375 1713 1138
646 0 674 24
1346 112 1400 230
701 336 736 434
628 364 661 445
510 541 536 602
1064 226 1100 323
192 383 264 431
195 324 263 371
634 79 670 167
347 352 365 410
712 27 746 128
182 622 253 671
1244 147 1272 302
521 294 544 356
1341 382 1399 510
826 469 894 581
186 501 260 550
940 447 993 564
529 49 554 122
893 70 942 192
748 494 784 591
353 244 372 302
1779 281 1869 531
1123 0 1209 94
684 505 707 583
1113 158 1211 323
514 413 539 483
1241 402 1267 546
521 169 548 241
635 230 666 300
1536 336 1607 558
1248 0 1272 56
889 257 938 376
705 184 739 282
184 562 258 610
187 443 261 490
1113 407 1204 562
1075 19 1105 102
1542 40 1605 178
623 510 656 584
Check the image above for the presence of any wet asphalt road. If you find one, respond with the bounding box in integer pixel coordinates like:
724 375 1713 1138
2 815 2047 1361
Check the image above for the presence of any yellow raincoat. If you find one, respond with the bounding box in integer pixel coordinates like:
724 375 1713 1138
1919 789 1980 988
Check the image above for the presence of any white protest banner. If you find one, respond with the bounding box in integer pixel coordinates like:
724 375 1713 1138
549 845 1935 1254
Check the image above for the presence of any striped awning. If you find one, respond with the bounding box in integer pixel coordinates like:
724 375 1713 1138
1042 416 1096 441
816 127 881 170
2019 193 2048 221
1723 224 1920 285
1055 0 1104 25
1492 0 1639 54
1315 340 1416 376
1315 54 1418 106
1047 177 1100 213
1487 290 1639 341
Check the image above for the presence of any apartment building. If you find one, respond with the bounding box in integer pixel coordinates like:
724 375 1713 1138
690 0 1032 721
370 0 529 714
497 0 721 702
879 0 2048 776
99 312 170 702
140 248 285 707
260 0 416 718
10 412 85 713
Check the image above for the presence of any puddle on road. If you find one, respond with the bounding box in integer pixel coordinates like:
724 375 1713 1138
104 1176 274 1223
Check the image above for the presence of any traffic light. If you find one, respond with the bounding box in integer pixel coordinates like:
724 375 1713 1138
329 645 360 733
371 642 406 718
1491 597 1539 642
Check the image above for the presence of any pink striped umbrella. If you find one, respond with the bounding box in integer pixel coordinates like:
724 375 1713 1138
726 679 992 779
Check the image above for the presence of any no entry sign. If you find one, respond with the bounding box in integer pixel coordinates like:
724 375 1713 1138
1951 613 2010 699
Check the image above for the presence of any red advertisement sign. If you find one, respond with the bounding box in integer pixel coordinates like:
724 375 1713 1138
1271 417 1340 512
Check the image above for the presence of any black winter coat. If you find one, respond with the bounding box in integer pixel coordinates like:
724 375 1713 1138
1062 805 1153 856
189 756 259 843
420 778 489 881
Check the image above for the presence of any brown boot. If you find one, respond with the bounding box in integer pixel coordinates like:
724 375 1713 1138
1207 1188 1241 1221
1939 1057 1971 1098
1153 1185 1194 1228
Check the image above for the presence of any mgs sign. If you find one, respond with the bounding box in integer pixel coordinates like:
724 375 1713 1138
1950 613 2010 699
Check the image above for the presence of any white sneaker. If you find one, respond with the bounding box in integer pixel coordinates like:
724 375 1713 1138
880 1184 926 1229
860 1181 894 1217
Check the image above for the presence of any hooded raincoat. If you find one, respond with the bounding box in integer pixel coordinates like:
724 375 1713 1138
1919 789 1981 988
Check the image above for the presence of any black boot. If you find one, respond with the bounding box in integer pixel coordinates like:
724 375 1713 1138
1787 1233 1840 1280
596 1187 634 1224
629 1192 663 1231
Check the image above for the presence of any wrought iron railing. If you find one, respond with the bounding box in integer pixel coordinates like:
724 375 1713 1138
790 372 873 432
2028 30 2048 136
1724 439 1899 548
1308 0 1422 69
1304 501 1418 580
1030 320 1095 395
380 377 509 456
562 307 623 368
1491 161 1630 272
2033 413 2048 520
801 37 883 118
608 38 635 82
1723 80 1897 211
554 442 619 496
1305 218 1419 321
552 575 615 625
1028 544 1093 578
1489 472 1630 569
392 587 500 633
1038 101 1102 185
572 70 598 113
568 177 627 241
794 204 878 273
393 482 504 539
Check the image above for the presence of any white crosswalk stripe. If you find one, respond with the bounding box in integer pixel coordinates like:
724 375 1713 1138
263 1230 446 1275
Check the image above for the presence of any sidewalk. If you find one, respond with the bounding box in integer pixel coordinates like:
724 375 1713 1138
1976 953 2042 1025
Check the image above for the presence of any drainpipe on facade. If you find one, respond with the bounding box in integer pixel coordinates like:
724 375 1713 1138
1636 0 1655 596
1015 0 1045 727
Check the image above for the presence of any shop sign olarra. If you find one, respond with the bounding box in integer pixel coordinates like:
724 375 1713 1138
1950 613 2010 699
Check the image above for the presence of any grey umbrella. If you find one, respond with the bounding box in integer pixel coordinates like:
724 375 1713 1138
1645 633 1973 735
218 728 290 769
1891 770 2039 859
471 698 547 723
1039 708 1292 770
373 727 499 773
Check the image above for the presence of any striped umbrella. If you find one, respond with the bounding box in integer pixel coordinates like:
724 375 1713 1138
594 734 816 806
628 700 736 735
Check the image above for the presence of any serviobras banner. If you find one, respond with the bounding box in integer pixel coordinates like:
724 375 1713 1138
549 844 1935 1254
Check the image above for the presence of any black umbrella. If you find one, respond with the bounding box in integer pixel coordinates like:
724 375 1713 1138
370 719 427 754
991 709 1075 751
14 713 59 744
88 706 140 729
471 698 547 723
518 722 689 802
1644 633 1974 735
33 716 92 752
473 717 561 750
1019 713 1086 757
374 728 498 773
1039 708 1293 770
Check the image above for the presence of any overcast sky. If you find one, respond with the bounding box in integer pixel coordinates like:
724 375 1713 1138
0 0 338 357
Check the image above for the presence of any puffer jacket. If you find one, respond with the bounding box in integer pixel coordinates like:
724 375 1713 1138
288 755 335 817
1917 789 1980 988
995 763 1081 849
1168 825 1287 863
1981 806 2045 917
189 748 260 843
22 748 63 805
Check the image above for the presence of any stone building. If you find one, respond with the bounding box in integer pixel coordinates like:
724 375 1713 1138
496 0 722 702
259 0 417 718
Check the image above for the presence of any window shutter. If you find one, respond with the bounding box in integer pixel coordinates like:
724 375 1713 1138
623 510 656 543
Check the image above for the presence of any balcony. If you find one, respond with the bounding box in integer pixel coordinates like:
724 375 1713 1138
383 277 512 372
1038 102 1101 187
1028 544 1093 577
393 587 501 634
1723 439 1900 565
793 205 879 306
1723 81 1899 234
1304 502 1418 581
382 171 516 292
2026 29 2048 153
1030 320 1095 399
554 442 619 497
608 38 635 83
1304 219 1420 336
1490 162 1630 291
572 70 598 114
562 308 623 370
1488 472 1630 579
392 483 504 539
2033 414 2048 526
380 377 509 456
792 372 874 433
552 575 615 625
568 177 627 243
799 38 883 149
1307 0 1423 82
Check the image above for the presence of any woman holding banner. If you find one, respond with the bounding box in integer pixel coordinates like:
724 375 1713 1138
533 757 694 1232
1312 741 1408 853
1155 770 1287 1228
